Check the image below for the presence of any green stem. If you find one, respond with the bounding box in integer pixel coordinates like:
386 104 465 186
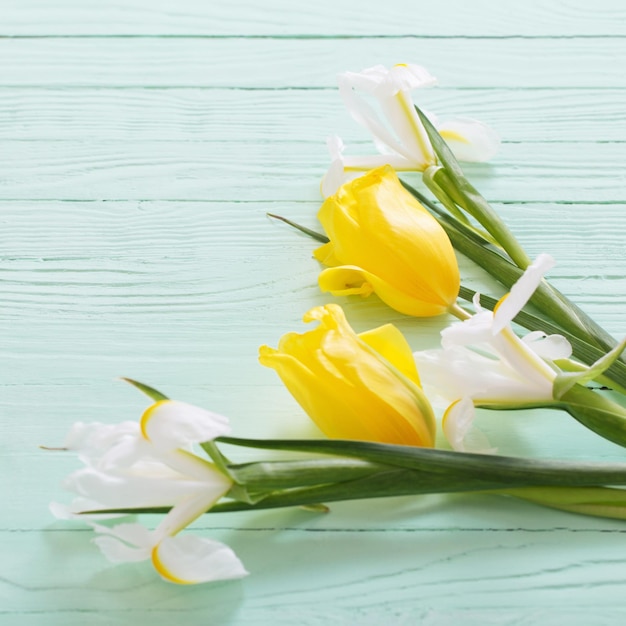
421 165 473 226
213 434 626 516
490 486 626 521
219 456 390 489
219 436 626 485
559 384 626 448
90 438 626 522
402 179 621 360
449 301 472 320
411 108 622 359
416 107 532 270
436 167 532 269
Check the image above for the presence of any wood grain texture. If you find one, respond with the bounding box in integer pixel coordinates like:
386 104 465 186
3 526 626 623
1 142 625 202
2 38 626 87
3 0 626 36
2 0 626 623
0 201 623 328
2 88 626 142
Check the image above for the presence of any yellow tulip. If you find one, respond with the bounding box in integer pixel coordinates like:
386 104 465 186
314 165 460 317
259 304 436 447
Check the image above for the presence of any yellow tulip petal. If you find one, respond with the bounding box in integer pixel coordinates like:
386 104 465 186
260 304 436 447
358 323 422 386
321 332 435 446
313 241 341 266
260 346 383 440
318 265 450 317
315 166 460 318
318 266 375 298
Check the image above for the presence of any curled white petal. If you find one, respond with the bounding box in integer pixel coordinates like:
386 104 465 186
441 309 494 349
90 519 248 585
93 524 152 563
49 501 77 520
340 64 388 93
327 135 345 161
141 400 230 449
338 71 415 161
438 118 501 162
379 90 434 167
94 536 150 563
91 522 153 563
442 398 496 454
442 397 470 451
64 421 144 470
387 63 437 93
153 534 248 585
63 421 138 451
92 521 153 546
321 135 348 197
523 331 573 360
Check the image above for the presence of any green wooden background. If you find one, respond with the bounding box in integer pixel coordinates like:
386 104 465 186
2 1 626 624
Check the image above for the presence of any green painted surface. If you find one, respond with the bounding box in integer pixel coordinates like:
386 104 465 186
1 2 625 624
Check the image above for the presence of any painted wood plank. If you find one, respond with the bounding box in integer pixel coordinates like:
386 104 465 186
3 88 626 142
0 199 623 393
1 200 623 315
3 526 626 624
3 0 626 36
2 1 626 620
0 141 625 202
2 38 626 88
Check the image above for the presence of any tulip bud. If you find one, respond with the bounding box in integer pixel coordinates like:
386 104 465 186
259 304 436 447
314 165 460 317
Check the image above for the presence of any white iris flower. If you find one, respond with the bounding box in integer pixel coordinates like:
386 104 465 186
51 400 248 585
323 63 501 196
415 254 572 452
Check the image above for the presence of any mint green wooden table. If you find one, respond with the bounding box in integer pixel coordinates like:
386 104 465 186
2 1 626 624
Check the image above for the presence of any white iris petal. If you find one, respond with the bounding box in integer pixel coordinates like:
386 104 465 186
523 331 573 360
415 255 572 452
492 253 555 333
53 399 247 585
155 535 248 584
325 63 500 195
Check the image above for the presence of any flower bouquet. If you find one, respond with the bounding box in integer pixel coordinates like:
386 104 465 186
49 63 626 585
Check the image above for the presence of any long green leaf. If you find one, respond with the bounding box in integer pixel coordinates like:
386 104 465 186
559 384 626 447
218 436 626 485
221 457 390 489
401 179 624 378
411 110 621 358
415 106 531 269
267 213 329 243
120 378 169 402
